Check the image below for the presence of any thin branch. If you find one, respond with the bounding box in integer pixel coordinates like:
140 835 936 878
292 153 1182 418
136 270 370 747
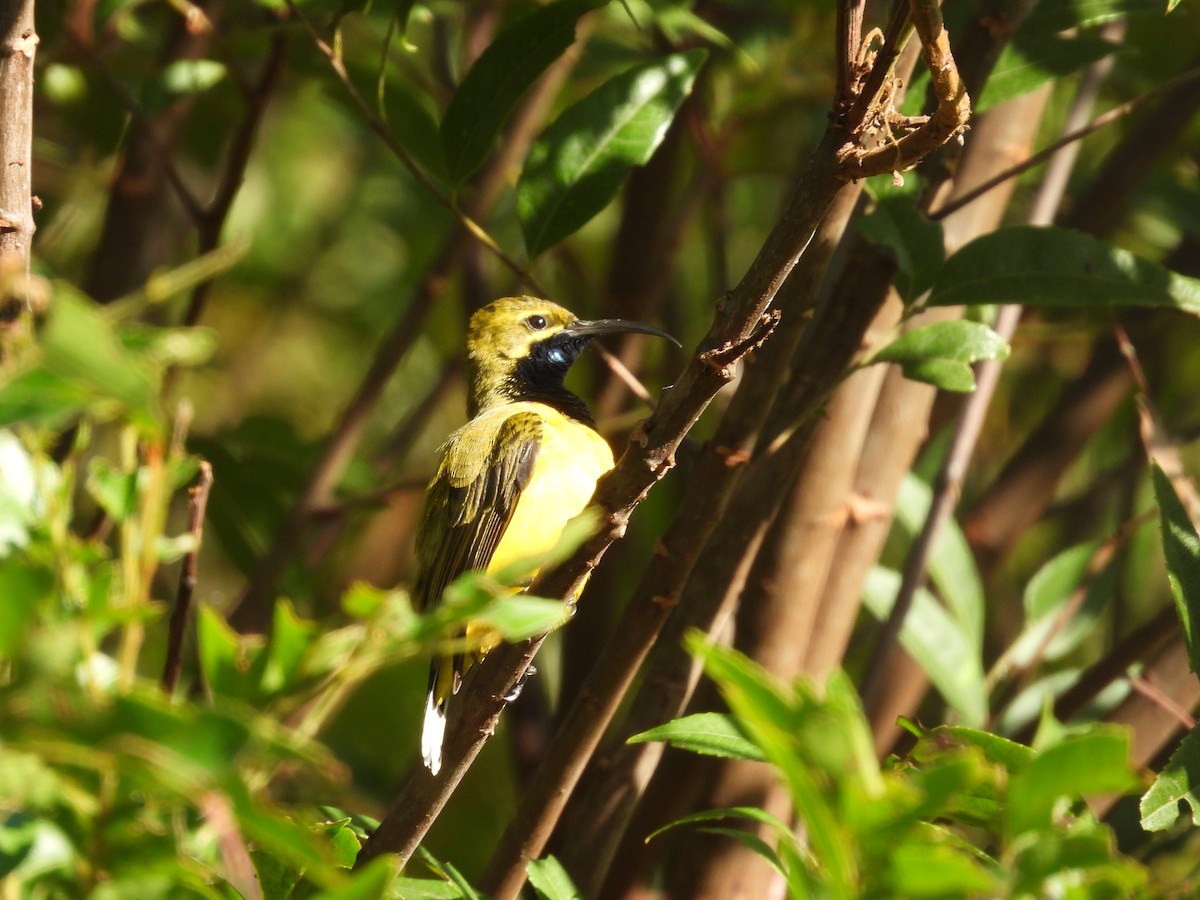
1128 674 1197 731
835 0 866 109
931 64 1200 221
163 461 214 694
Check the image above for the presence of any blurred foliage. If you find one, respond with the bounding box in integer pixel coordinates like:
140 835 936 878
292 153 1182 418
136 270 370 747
4 0 1200 895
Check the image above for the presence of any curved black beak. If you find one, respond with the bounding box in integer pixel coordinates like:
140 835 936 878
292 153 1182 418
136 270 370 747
560 318 681 348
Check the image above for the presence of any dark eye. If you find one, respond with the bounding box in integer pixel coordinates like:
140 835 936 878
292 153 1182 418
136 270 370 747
525 314 548 330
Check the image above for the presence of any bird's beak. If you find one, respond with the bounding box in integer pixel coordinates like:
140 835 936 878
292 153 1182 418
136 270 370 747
560 318 681 348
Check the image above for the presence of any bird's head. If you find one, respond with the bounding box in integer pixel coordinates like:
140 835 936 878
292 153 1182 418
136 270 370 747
466 296 677 418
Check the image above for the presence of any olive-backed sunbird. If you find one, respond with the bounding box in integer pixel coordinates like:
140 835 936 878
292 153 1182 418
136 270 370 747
415 295 676 775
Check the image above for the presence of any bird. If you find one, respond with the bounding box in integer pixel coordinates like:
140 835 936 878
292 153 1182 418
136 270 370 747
414 295 677 775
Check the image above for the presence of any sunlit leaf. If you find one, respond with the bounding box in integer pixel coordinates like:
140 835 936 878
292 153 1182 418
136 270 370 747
519 49 707 256
862 568 989 727
441 0 607 184
1005 728 1136 836
1152 463 1200 672
872 321 1010 392
628 712 766 761
527 855 582 900
926 226 1200 312
1141 724 1200 830
978 35 1119 112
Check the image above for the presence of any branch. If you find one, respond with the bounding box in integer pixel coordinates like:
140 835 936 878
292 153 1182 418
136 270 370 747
0 0 37 318
837 0 970 180
163 461 214 694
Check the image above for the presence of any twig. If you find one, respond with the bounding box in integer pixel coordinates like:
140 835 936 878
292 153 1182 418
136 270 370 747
163 461 213 694
1128 673 1198 731
930 64 1200 222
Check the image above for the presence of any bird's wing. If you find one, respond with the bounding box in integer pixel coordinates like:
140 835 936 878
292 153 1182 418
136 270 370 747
413 410 543 615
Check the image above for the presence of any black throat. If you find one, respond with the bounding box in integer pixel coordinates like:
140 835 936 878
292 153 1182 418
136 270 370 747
506 332 595 426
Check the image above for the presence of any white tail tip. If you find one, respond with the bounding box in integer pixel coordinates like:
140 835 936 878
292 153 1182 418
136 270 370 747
421 693 446 776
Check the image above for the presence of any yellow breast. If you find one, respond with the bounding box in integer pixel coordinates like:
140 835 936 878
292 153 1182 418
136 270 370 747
487 403 613 575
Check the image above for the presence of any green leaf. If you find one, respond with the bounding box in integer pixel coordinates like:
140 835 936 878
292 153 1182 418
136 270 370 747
926 226 1200 313
309 856 395 899
1140 723 1200 830
894 473 985 650
978 35 1119 113
859 177 945 302
886 840 1000 897
526 855 582 900
1152 463 1200 672
0 557 53 658
390 878 465 899
440 0 606 184
872 321 1010 392
996 542 1115 677
474 592 570 639
519 49 707 256
85 458 139 522
627 712 766 761
1005 727 1137 836
39 288 157 422
862 567 989 727
263 599 318 694
647 804 795 844
0 368 91 428
1023 0 1168 32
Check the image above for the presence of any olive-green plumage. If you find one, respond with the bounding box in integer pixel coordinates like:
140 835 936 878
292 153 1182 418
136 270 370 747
416 296 674 774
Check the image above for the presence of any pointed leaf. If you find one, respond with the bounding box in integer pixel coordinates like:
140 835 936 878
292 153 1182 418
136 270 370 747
927 226 1200 312
979 35 1120 112
628 712 766 761
872 321 1009 392
1140 723 1200 830
862 567 988 727
519 49 707 256
859 177 945 302
1152 463 1200 672
440 0 606 184
526 855 582 900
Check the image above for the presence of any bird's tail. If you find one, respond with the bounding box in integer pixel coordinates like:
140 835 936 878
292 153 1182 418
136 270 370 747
421 658 456 775
421 690 447 775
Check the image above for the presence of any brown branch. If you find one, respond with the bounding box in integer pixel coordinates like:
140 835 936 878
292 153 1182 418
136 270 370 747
837 0 970 181
0 0 36 292
163 461 214 694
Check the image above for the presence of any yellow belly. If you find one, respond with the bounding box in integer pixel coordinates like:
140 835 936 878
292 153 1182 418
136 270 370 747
487 408 614 575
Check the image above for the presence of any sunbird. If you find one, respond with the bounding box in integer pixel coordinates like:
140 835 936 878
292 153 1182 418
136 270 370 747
416 295 676 775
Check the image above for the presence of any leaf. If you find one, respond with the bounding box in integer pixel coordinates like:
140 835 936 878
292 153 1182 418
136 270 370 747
872 321 1010 392
308 857 395 900
1140 723 1200 830
978 35 1120 113
86 458 139 522
886 840 1001 897
0 558 53 658
1152 463 1200 672
1005 727 1137 836
39 288 157 422
519 49 707 256
474 593 570 639
894 473 985 650
1023 0 1168 33
628 712 766 761
926 226 1200 313
647 804 795 844
859 177 945 302
862 567 988 727
440 0 606 184
526 855 582 900
390 878 465 899
0 368 91 429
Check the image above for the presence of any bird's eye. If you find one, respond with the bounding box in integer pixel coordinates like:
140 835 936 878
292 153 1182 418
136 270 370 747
525 314 548 330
